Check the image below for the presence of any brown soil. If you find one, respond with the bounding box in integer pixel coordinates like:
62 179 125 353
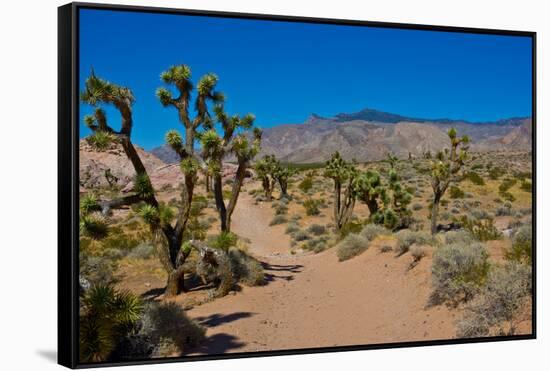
185 192 457 355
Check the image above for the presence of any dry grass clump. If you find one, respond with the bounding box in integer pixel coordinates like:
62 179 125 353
269 214 288 226
336 233 368 261
394 230 434 256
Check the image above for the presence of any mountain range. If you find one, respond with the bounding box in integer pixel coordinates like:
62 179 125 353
151 107 532 164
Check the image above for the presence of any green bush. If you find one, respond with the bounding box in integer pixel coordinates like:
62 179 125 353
293 230 311 242
80 213 109 240
207 232 238 252
450 186 465 199
488 167 505 180
520 179 532 192
303 198 321 216
456 263 532 338
430 241 490 306
444 230 475 245
465 172 485 186
298 176 313 193
336 233 369 261
505 224 532 264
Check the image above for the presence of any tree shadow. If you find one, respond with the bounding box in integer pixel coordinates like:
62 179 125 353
140 287 165 300
261 262 303 283
194 312 255 327
36 350 56 363
187 333 246 355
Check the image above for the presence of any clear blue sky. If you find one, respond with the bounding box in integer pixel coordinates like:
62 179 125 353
79 8 533 150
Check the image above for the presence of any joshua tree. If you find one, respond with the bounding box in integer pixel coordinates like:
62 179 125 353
273 162 296 199
353 169 385 217
200 105 262 232
81 68 221 296
254 155 278 200
429 128 470 234
324 152 357 230
386 152 399 169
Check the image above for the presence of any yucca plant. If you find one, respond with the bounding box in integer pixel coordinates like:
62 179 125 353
80 194 101 216
86 130 116 151
79 284 142 363
79 213 109 240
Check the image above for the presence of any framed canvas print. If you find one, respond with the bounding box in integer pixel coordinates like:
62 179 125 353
58 2 536 368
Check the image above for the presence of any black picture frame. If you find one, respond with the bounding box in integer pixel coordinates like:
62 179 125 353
58 2 537 368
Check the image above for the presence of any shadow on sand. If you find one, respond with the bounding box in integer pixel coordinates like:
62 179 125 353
261 262 303 283
194 311 255 327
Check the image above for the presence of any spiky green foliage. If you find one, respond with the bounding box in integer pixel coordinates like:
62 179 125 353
353 170 385 216
324 152 357 230
79 285 142 363
81 72 135 107
80 213 109 240
134 173 154 199
164 130 183 152
80 194 101 216
429 128 470 234
138 204 160 226
87 131 116 151
208 232 239 252
179 157 200 177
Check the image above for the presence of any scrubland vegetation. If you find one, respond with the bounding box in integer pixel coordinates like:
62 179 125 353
79 66 533 362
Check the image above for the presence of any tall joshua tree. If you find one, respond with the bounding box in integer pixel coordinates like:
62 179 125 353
324 152 357 230
81 68 221 296
353 169 385 217
254 155 278 200
430 128 470 234
200 105 262 232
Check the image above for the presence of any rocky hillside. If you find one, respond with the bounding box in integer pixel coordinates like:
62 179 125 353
148 108 532 164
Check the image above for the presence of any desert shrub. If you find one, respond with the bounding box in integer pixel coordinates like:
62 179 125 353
304 236 330 253
79 285 142 363
430 241 490 306
298 176 313 193
465 172 485 186
285 221 300 234
412 203 423 211
80 213 109 240
127 243 154 260
303 198 321 216
444 230 475 245
499 178 517 193
520 179 532 192
470 209 490 220
495 204 512 216
80 254 118 286
229 248 265 286
274 204 288 215
450 186 465 199
456 263 532 338
207 232 238 252
307 224 326 236
395 230 433 256
458 216 502 242
489 167 505 180
293 230 311 242
500 191 516 202
505 224 532 264
336 233 369 261
269 214 288 226
137 302 205 358
410 245 427 265
360 224 389 241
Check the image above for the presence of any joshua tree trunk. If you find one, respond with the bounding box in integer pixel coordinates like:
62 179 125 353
430 192 442 235
336 186 355 229
205 174 211 193
213 173 228 232
366 198 379 218
279 179 289 199
165 266 186 296
333 181 341 226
